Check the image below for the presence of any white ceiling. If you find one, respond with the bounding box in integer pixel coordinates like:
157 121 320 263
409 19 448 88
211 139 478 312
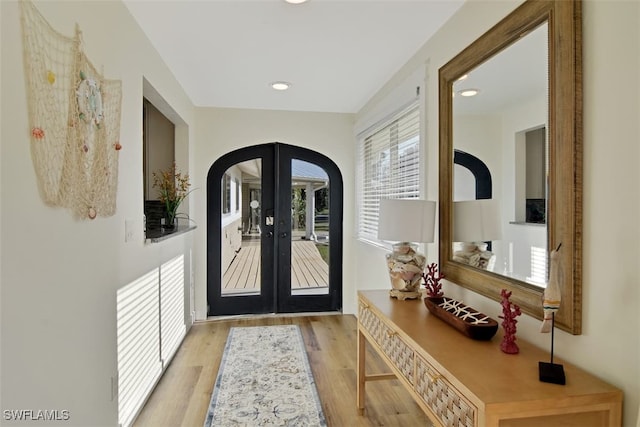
123 0 465 114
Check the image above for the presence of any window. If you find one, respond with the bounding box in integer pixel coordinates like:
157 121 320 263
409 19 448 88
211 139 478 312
357 103 420 244
235 178 240 212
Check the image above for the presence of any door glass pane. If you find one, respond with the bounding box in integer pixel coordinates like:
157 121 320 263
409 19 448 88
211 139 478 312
221 159 262 296
290 159 329 295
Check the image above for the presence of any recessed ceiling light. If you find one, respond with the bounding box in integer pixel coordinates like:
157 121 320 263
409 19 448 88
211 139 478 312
271 81 292 91
458 89 480 97
284 0 308 4
457 74 469 82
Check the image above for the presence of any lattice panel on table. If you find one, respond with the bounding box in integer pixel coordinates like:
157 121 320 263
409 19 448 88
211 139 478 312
415 356 476 427
359 304 383 344
380 331 414 384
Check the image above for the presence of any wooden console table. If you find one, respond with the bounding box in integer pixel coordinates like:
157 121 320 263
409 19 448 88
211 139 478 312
357 290 622 427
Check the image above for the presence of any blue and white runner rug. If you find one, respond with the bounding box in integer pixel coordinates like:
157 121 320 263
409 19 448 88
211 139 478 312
203 325 327 427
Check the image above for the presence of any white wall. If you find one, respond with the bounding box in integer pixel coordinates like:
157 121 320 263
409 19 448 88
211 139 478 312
356 0 640 425
499 95 547 281
1 1 195 425
191 107 356 319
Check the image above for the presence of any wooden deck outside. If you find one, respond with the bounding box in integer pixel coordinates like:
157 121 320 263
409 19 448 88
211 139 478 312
223 239 329 294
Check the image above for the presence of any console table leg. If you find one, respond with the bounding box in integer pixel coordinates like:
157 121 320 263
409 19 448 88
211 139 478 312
356 328 366 414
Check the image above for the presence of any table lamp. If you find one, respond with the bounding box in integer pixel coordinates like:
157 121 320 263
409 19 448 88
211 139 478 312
452 199 501 270
377 199 436 300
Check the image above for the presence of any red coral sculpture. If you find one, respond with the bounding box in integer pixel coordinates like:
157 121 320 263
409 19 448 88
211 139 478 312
422 263 444 298
499 289 522 354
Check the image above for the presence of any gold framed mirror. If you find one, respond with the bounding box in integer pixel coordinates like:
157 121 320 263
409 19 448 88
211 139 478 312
439 0 582 334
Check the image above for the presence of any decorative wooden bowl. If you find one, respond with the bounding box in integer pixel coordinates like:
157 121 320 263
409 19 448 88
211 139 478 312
424 297 498 341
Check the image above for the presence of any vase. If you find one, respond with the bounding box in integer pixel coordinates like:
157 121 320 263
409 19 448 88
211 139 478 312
162 215 176 230
385 242 426 298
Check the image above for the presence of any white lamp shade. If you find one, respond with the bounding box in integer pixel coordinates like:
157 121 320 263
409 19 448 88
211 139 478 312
453 199 502 242
377 199 436 243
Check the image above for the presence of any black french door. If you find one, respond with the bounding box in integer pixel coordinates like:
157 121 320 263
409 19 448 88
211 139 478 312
207 143 343 316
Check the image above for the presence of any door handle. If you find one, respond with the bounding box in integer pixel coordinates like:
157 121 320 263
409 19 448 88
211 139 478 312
266 231 273 238
280 232 288 238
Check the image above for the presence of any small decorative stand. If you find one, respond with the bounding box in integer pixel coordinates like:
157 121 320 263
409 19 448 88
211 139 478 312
499 289 521 354
539 243 566 385
538 313 566 385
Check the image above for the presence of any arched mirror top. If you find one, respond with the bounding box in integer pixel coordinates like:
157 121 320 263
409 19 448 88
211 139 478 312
439 0 582 334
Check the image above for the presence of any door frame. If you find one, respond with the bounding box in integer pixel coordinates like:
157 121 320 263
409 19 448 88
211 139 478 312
206 142 343 316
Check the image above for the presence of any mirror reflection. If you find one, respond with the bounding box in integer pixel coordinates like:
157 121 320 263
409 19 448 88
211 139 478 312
452 22 548 287
440 0 582 334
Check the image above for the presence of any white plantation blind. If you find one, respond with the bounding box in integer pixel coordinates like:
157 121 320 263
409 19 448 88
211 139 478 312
160 254 186 364
117 269 162 427
117 255 187 427
357 103 421 243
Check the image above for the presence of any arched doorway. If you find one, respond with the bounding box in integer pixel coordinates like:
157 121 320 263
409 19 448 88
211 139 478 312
207 143 343 315
454 149 492 200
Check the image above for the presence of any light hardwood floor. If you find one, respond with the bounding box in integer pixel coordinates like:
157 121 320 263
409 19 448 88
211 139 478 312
132 314 431 427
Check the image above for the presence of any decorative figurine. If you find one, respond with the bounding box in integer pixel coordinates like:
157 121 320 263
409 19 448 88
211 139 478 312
422 262 444 299
540 243 562 333
499 289 521 354
539 243 566 385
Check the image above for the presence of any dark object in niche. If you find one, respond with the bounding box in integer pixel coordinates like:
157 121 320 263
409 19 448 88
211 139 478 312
526 198 546 224
144 200 166 230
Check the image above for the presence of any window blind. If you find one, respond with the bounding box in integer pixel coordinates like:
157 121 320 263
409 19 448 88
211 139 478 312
357 103 421 244
117 255 187 427
117 269 162 427
160 254 186 365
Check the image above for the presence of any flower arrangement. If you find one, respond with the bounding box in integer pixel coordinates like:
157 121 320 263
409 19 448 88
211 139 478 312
422 262 445 298
152 162 193 228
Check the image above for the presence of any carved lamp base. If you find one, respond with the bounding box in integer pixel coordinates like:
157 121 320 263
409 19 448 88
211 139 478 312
389 289 421 300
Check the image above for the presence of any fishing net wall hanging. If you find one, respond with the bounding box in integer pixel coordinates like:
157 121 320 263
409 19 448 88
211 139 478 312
20 0 122 220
